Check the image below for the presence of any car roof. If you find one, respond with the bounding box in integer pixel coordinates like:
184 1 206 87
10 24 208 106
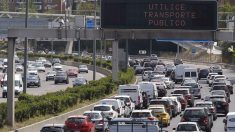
42 124 65 127
185 107 205 110
177 122 198 125
149 106 165 109
94 104 113 107
68 115 87 118
196 101 213 105
84 110 102 114
114 95 130 98
132 109 152 113
227 112 235 116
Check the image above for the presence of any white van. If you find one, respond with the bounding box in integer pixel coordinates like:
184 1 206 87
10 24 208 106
183 68 198 82
174 64 190 83
2 74 23 98
224 112 235 132
99 99 124 117
118 84 143 109
138 81 158 100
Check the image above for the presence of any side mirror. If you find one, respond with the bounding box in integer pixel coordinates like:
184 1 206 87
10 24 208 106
173 128 176 130
180 114 183 117
223 119 226 123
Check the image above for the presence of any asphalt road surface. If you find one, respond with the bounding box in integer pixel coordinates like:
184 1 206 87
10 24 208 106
0 65 105 103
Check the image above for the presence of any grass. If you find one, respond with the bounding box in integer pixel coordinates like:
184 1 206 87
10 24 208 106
0 90 118 132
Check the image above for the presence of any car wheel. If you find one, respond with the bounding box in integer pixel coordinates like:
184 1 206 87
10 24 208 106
86 71 88 73
2 93 5 98
54 81 57 84
206 127 211 132
46 78 48 81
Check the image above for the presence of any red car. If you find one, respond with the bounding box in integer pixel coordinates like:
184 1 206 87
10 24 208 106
67 69 78 77
65 115 95 132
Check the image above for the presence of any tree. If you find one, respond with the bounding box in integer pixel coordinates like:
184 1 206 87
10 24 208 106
219 0 235 12
28 0 37 13
0 0 9 11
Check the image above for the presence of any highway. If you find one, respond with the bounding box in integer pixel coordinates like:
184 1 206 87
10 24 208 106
0 65 105 103
137 62 235 132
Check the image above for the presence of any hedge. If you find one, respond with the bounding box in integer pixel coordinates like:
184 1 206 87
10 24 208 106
0 68 134 127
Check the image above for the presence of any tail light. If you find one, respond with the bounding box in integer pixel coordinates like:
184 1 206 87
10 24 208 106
98 120 104 125
223 102 228 106
138 96 140 104
202 117 208 124
109 112 113 116
148 117 154 120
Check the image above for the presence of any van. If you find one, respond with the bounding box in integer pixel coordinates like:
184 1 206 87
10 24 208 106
118 84 143 109
224 112 235 132
174 64 190 83
2 74 23 98
99 99 124 117
183 68 198 82
138 81 158 100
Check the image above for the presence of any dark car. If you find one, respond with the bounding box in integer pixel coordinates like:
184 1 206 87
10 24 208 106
211 85 230 102
195 101 217 121
40 124 67 132
54 71 69 84
150 99 173 118
27 74 41 87
142 91 149 109
182 83 202 99
165 64 175 77
199 69 209 80
134 66 144 75
73 77 87 87
209 95 229 115
172 89 194 107
181 107 212 132
157 87 167 97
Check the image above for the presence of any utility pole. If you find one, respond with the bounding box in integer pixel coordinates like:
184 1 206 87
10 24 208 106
93 0 97 80
23 0 29 93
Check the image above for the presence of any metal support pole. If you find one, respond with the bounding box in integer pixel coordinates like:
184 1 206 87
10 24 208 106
93 40 96 80
23 0 29 93
125 39 129 71
112 41 119 81
7 37 16 127
78 39 80 57
100 40 103 67
150 39 152 56
177 43 180 58
233 15 235 41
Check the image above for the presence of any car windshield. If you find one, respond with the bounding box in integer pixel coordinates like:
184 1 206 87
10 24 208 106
210 96 226 102
28 68 36 71
150 108 164 113
94 106 110 111
67 117 85 124
56 72 66 76
196 104 212 108
183 109 205 118
177 124 197 131
131 112 151 118
79 65 87 68
83 113 101 119
41 127 63 132
150 100 167 105
211 91 225 95
213 86 226 90
184 83 198 89
48 71 56 75
75 78 86 83
3 80 20 86
173 90 188 95
115 97 130 103
27 75 37 80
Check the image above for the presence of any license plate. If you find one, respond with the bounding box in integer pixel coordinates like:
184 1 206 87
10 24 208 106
191 118 199 121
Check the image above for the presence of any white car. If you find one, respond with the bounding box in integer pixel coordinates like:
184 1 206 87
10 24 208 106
130 110 158 125
93 104 118 119
113 95 135 111
35 63 45 72
153 81 167 89
28 68 38 75
78 65 88 73
38 57 47 63
173 122 201 132
46 71 56 81
207 73 218 84
162 77 175 89
99 99 124 117
15 64 23 72
53 63 63 71
162 96 181 114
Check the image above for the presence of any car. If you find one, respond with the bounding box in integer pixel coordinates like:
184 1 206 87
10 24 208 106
15 64 23 72
44 61 52 68
171 94 188 111
46 71 56 81
28 67 38 75
208 75 218 87
93 104 119 119
162 77 175 89
142 71 152 81
210 65 223 75
213 78 233 94
113 95 135 111
173 122 201 132
52 58 61 65
65 115 95 132
130 109 158 125
99 99 124 117
162 96 181 115
207 73 218 84
210 90 229 103
198 68 209 80
180 107 212 132
27 74 41 87
182 82 202 99
165 64 175 77
40 124 67 132
181 78 197 86
148 106 170 127
174 58 183 66
210 85 230 102
134 66 144 75
38 57 47 63
171 88 194 107
54 71 69 84
67 68 78 77
53 63 63 71
83 110 109 132
78 65 89 73
223 112 235 132
35 63 46 72
195 101 217 121
209 95 229 115
73 77 87 87
149 99 173 118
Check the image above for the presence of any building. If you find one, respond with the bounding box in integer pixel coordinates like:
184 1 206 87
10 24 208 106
5 0 69 14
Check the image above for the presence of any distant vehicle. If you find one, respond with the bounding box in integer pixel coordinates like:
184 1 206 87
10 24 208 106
73 77 87 87
52 58 61 65
54 71 69 84
99 99 124 117
207 73 218 84
67 68 78 77
134 66 144 75
130 109 158 124
142 71 152 81
171 88 194 107
44 61 52 68
210 65 223 75
198 68 209 80
174 58 183 66
138 81 158 100
78 65 89 73
173 122 201 132
2 74 23 98
183 68 198 82
209 95 229 115
35 63 46 72
65 115 95 132
28 67 38 75
83 110 109 131
40 124 67 132
223 112 235 132
27 74 41 88
174 64 190 83
93 104 118 119
162 77 175 89
195 101 217 121
53 63 63 71
150 99 173 118
171 94 188 110
15 63 23 72
182 82 202 99
46 71 56 81
148 105 170 127
113 95 135 111
118 84 143 109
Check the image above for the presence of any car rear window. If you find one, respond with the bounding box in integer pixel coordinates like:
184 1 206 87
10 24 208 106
150 100 168 105
120 89 137 93
183 109 205 117
41 127 63 132
185 72 190 77
67 117 85 124
173 90 188 95
94 106 110 111
196 104 212 108
213 86 226 90
131 112 151 118
83 113 101 119
191 72 197 77
177 124 197 131
210 96 226 102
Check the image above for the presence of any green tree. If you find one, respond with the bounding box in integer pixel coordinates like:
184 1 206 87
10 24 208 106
0 0 9 11
28 0 37 13
219 0 235 12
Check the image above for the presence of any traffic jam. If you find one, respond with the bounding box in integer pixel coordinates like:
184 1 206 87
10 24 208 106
41 55 234 132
